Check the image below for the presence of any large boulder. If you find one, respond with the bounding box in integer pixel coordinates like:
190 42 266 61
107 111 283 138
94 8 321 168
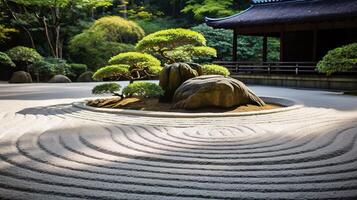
9 71 32 83
173 75 265 110
159 63 203 102
77 71 94 82
48 75 72 83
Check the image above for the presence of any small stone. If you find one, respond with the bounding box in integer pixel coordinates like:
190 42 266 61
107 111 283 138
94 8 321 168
77 71 94 82
48 75 72 83
9 71 32 83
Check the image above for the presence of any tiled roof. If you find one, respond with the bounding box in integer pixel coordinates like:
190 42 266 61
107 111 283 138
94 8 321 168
206 0 357 29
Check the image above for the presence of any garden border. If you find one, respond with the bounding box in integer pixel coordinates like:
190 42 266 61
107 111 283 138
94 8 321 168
72 96 303 118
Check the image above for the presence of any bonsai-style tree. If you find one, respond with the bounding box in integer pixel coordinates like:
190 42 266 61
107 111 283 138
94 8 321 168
136 28 217 63
92 82 163 99
317 43 357 75
93 52 162 83
6 46 42 71
0 52 16 67
92 83 122 96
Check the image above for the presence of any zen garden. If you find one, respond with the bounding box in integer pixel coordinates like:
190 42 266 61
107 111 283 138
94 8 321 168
0 0 357 199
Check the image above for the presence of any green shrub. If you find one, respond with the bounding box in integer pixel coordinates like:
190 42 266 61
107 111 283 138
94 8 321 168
31 58 72 81
69 31 135 70
317 43 357 75
70 63 87 77
0 52 15 67
90 16 145 43
6 46 42 65
136 28 217 63
122 82 164 98
92 83 121 95
69 16 143 70
202 64 230 76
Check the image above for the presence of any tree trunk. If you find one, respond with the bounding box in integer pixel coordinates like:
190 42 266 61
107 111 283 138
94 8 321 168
55 25 60 58
43 17 56 57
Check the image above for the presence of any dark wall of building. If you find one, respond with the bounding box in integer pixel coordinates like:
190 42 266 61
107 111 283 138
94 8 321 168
317 28 357 60
281 28 357 62
281 31 314 62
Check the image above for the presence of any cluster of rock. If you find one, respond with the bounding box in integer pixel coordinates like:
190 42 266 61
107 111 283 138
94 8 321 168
159 63 202 102
159 63 265 110
9 71 96 84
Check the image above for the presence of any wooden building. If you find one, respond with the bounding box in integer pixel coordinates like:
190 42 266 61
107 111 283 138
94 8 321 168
206 0 357 63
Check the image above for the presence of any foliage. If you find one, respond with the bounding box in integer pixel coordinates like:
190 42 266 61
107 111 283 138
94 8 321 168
192 24 280 62
92 83 121 95
0 25 17 43
6 46 43 65
192 24 232 61
182 0 236 20
30 57 72 81
90 16 145 43
108 52 161 73
93 52 162 82
69 30 135 70
69 16 143 70
202 64 230 76
69 63 87 77
136 17 189 34
317 43 357 75
122 82 164 98
0 52 16 67
267 38 280 62
136 28 217 63
92 64 130 80
1 0 113 58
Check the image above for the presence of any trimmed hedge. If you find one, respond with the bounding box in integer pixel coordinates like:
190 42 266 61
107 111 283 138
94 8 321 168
6 46 42 64
122 82 164 98
0 51 15 67
202 64 230 76
317 43 357 75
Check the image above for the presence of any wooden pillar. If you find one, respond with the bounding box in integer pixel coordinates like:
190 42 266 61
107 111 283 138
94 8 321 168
233 29 238 62
280 32 284 62
262 36 268 63
312 29 318 62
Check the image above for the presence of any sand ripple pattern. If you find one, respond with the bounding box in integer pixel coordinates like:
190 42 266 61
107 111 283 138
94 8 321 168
0 105 357 199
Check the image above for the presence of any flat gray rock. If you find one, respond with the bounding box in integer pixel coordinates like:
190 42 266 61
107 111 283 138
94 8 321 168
173 75 265 109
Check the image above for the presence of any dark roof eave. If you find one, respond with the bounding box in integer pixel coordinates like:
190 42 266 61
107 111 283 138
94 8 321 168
205 0 357 30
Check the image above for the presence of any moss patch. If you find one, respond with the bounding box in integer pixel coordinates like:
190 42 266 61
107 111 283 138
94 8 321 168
87 98 281 113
